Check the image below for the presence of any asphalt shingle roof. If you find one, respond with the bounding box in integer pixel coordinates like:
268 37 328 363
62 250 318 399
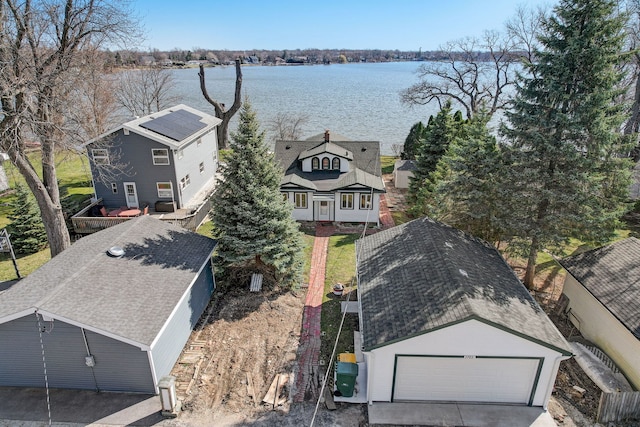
274 139 384 192
559 237 640 340
0 216 216 347
356 217 571 354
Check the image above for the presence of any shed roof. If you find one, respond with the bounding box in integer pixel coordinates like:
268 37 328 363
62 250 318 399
356 217 571 354
274 139 384 192
0 216 216 348
560 237 640 340
395 159 417 171
85 104 221 150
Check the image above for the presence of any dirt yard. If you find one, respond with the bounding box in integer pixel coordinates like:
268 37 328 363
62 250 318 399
164 287 366 427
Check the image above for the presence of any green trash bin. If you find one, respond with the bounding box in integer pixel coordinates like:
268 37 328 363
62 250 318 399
335 361 358 397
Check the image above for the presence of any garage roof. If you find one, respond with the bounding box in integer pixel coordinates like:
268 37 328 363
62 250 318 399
356 217 571 354
560 237 640 340
0 216 216 348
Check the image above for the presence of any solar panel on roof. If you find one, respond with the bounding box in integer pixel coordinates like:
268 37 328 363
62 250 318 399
139 109 207 142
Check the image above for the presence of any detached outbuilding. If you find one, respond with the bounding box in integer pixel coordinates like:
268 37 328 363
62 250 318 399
356 217 572 408
0 216 216 394
560 237 640 389
392 159 416 189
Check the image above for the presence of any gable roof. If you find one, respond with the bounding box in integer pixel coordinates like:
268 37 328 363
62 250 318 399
274 139 384 192
85 104 221 150
356 217 571 354
299 142 354 161
560 237 640 340
395 159 417 171
0 216 216 348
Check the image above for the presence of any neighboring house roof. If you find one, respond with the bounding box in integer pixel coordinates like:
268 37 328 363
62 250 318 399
395 159 417 171
356 217 571 354
274 139 385 192
560 237 640 340
85 104 221 150
0 216 216 348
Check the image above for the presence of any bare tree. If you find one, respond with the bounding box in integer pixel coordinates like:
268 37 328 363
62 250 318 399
401 32 519 120
0 0 139 256
198 59 243 149
268 112 310 141
115 66 179 117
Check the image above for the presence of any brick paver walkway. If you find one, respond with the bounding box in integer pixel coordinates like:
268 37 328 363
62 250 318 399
293 223 335 402
379 194 395 229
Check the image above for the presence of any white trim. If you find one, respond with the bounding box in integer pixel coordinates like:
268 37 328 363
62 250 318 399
148 350 160 394
149 252 215 349
34 309 150 350
0 308 37 325
152 148 170 165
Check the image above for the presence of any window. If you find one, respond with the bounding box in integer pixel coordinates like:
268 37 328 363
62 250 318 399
312 157 320 170
360 194 373 210
180 174 191 190
177 149 184 160
341 193 354 209
157 182 173 198
111 183 118 194
321 157 330 170
294 193 307 209
91 149 109 165
199 162 205 174
332 157 340 170
152 148 169 165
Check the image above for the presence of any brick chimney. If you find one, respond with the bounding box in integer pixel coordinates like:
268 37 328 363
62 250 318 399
324 129 330 142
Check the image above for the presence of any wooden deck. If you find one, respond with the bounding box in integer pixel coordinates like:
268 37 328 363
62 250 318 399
71 198 211 234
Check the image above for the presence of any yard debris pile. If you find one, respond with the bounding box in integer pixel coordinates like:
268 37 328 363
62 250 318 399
170 288 304 423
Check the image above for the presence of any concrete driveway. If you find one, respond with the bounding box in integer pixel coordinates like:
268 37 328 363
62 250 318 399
368 402 558 427
0 387 164 426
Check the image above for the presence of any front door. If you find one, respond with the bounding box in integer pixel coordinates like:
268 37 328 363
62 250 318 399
123 182 139 208
317 200 331 221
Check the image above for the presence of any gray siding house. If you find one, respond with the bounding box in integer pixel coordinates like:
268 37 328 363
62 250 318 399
0 216 217 393
86 104 221 212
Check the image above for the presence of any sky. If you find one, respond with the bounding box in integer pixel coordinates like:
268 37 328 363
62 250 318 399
132 0 556 52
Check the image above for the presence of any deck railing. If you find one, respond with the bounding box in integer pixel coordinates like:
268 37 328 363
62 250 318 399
71 197 212 234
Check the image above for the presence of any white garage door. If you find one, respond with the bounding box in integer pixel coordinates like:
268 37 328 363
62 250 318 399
393 356 540 404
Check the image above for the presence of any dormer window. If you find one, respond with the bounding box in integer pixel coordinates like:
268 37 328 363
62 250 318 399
322 157 330 170
332 157 340 170
312 157 320 170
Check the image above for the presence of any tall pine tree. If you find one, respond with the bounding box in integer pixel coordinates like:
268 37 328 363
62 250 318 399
210 100 304 289
430 112 507 244
501 0 632 289
408 101 466 216
7 185 48 254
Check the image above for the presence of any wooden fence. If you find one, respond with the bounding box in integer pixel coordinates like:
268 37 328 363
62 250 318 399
597 391 640 424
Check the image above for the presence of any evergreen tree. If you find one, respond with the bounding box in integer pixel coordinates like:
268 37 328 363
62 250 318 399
501 0 632 289
408 101 466 216
431 112 507 243
7 185 48 254
210 100 304 289
401 121 428 160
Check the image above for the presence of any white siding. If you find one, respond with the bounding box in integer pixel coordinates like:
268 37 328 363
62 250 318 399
394 169 413 189
563 274 640 389
301 155 350 173
285 191 313 221
335 192 380 224
365 319 565 407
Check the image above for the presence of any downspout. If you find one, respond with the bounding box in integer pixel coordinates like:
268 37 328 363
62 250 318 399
81 328 100 392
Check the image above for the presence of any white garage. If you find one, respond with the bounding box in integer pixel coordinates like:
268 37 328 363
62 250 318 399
356 218 572 408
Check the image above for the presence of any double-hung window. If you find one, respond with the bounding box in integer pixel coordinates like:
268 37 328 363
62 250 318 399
157 182 173 198
92 149 109 165
341 193 354 209
360 193 373 210
180 175 191 190
294 193 307 209
152 148 170 165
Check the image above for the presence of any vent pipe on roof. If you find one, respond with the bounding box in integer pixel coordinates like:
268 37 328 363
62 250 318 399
107 246 125 258
324 130 330 143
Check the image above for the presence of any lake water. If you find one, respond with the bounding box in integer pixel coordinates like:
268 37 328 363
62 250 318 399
169 62 438 155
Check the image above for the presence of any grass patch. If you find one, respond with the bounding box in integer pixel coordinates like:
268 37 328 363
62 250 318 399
0 249 51 281
301 230 315 284
380 155 396 174
391 210 411 225
320 234 360 366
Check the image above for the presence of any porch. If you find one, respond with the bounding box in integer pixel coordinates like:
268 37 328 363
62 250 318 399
71 197 211 234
